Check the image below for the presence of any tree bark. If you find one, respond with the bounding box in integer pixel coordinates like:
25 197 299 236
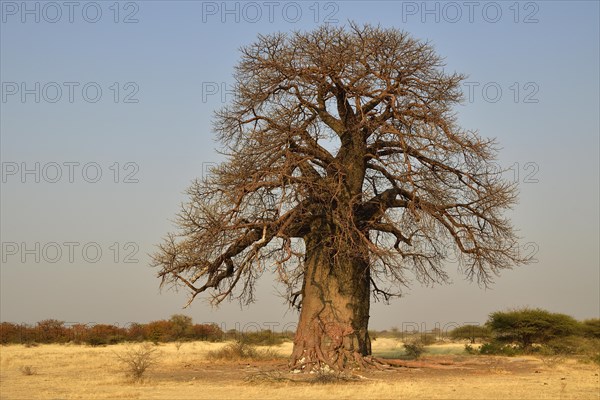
290 223 372 372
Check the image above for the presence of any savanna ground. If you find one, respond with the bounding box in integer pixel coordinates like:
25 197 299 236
1 339 598 400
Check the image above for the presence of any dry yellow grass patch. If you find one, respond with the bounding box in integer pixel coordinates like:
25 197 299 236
1 341 598 399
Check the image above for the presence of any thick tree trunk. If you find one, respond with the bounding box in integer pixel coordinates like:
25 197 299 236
290 225 372 372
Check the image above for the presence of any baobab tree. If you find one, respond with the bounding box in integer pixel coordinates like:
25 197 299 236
152 23 529 371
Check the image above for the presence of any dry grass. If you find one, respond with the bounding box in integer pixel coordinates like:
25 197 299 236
0 340 598 399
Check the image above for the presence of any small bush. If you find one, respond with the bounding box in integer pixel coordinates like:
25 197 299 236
389 327 401 338
87 337 107 347
464 344 478 354
115 344 159 381
207 340 281 361
543 336 594 356
537 346 566 368
403 341 425 359
209 340 257 360
479 341 519 356
239 330 284 346
420 333 437 346
537 336 599 365
20 365 37 376
107 336 124 345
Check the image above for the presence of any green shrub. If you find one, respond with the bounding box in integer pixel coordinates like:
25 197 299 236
581 319 600 339
450 325 491 344
543 336 599 364
487 308 580 350
420 333 437 346
403 341 425 359
542 336 594 355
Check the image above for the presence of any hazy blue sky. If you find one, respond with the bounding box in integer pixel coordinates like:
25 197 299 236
1 1 598 332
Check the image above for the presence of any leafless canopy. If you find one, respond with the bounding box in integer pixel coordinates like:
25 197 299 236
152 23 528 308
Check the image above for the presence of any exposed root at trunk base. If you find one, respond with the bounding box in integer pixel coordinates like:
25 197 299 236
370 357 467 370
290 350 390 373
290 353 466 373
